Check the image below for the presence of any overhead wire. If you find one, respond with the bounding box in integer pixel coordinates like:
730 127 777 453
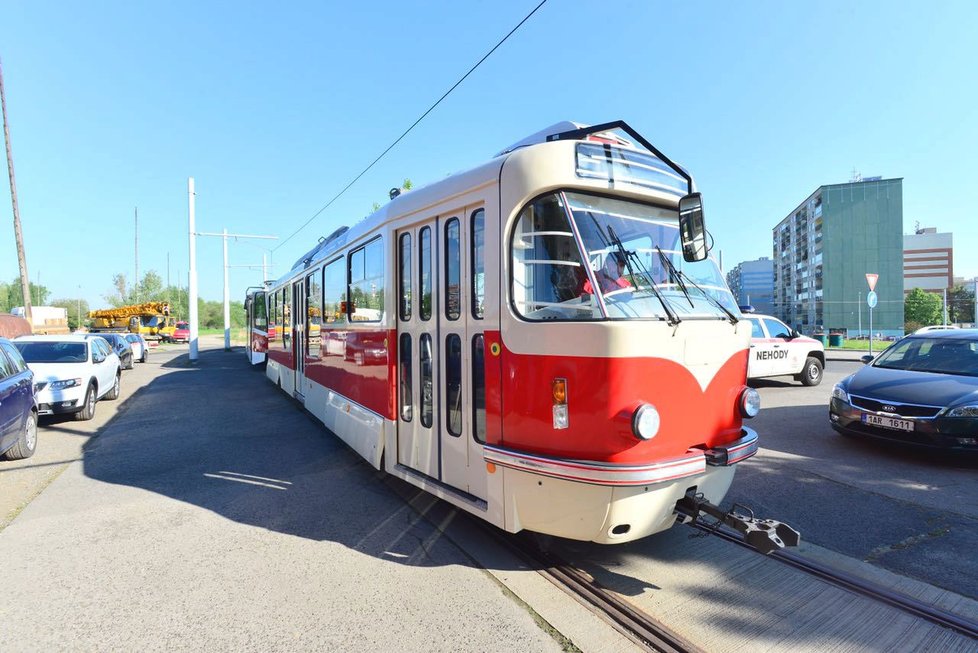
273 0 549 253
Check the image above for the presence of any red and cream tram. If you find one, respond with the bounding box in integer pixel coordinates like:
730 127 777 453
247 121 763 544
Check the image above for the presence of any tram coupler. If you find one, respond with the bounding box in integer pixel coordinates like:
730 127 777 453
675 491 801 555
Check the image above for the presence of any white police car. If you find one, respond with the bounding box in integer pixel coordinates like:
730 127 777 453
744 314 825 386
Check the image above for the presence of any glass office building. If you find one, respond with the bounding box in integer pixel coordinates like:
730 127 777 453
772 178 903 336
727 257 775 315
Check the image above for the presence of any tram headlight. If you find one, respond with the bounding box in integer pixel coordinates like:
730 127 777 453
632 404 660 440
739 388 761 418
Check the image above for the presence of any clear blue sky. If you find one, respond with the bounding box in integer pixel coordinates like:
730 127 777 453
2 1 976 310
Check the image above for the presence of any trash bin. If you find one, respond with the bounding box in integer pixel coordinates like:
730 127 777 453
829 334 844 347
814 333 828 346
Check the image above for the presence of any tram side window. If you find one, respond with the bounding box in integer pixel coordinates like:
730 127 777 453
306 270 322 359
420 226 432 321
420 334 433 428
446 334 462 437
472 335 486 443
399 333 412 421
349 237 384 322
324 258 347 327
254 292 267 328
282 287 292 350
399 233 412 321
471 209 485 319
268 291 279 346
511 194 595 321
445 218 461 321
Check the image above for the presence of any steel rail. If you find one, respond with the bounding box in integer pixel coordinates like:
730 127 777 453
684 519 978 641
506 533 701 653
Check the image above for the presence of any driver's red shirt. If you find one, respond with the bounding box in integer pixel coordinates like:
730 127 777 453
583 276 632 294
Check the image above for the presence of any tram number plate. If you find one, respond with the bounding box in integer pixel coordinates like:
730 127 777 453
862 414 914 432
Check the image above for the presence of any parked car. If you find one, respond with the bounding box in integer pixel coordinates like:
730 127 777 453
743 314 825 386
84 333 134 370
914 325 961 335
14 335 121 421
830 329 978 450
125 333 149 363
170 321 190 344
0 337 37 460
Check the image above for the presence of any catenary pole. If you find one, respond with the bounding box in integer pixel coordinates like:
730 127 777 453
223 228 230 350
0 57 32 324
196 229 277 354
188 178 199 362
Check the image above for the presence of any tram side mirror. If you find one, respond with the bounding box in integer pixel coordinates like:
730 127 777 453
679 193 708 262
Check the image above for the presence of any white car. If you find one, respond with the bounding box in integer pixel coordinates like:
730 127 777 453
125 333 149 363
743 314 825 386
913 325 960 334
13 335 121 421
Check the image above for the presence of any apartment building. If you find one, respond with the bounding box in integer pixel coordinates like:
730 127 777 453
772 178 904 335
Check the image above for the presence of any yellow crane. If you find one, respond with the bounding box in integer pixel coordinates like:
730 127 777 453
87 301 177 341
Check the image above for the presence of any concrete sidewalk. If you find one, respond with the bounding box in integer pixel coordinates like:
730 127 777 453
0 339 633 652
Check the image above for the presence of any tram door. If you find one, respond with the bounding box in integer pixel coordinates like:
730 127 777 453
291 280 306 400
396 209 488 501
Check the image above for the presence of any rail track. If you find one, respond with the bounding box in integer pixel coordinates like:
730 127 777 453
682 517 978 641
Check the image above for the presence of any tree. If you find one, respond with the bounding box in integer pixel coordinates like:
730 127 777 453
0 276 49 311
136 270 164 300
50 297 90 330
104 273 128 307
947 284 975 324
904 288 942 332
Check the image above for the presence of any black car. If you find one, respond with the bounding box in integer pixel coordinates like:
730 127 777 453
84 333 134 370
830 330 978 450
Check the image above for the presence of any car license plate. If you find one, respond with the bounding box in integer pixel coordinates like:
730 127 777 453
862 414 914 432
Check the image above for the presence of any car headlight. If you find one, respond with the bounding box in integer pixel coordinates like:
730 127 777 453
831 384 849 403
943 405 978 418
739 387 760 418
632 404 660 440
49 378 82 390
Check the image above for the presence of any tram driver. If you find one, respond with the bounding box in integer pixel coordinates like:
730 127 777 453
583 251 632 295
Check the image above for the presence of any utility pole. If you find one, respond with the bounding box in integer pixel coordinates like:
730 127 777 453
134 207 139 302
0 57 32 323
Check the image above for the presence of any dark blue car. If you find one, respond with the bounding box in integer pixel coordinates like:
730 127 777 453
830 329 978 450
0 337 37 460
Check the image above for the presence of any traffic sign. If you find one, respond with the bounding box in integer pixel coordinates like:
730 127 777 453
867 291 878 308
866 273 879 292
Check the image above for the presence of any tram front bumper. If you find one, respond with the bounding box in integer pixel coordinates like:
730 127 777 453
483 427 756 544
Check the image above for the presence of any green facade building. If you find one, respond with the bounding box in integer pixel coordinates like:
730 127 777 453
772 178 903 336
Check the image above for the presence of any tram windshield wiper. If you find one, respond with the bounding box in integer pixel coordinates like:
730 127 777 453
656 247 738 325
607 226 680 325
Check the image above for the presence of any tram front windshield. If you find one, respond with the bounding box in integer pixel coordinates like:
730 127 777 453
511 192 740 322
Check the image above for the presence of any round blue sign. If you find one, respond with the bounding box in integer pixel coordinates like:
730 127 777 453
867 291 878 308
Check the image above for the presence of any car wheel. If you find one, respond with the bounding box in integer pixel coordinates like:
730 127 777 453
141 351 147 363
106 373 121 400
125 354 134 370
1 410 38 460
74 384 97 421
800 357 823 386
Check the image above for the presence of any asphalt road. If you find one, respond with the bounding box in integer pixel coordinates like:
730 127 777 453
3 343 976 650
727 356 978 599
0 340 592 653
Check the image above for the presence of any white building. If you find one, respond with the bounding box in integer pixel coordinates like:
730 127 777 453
904 227 953 292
